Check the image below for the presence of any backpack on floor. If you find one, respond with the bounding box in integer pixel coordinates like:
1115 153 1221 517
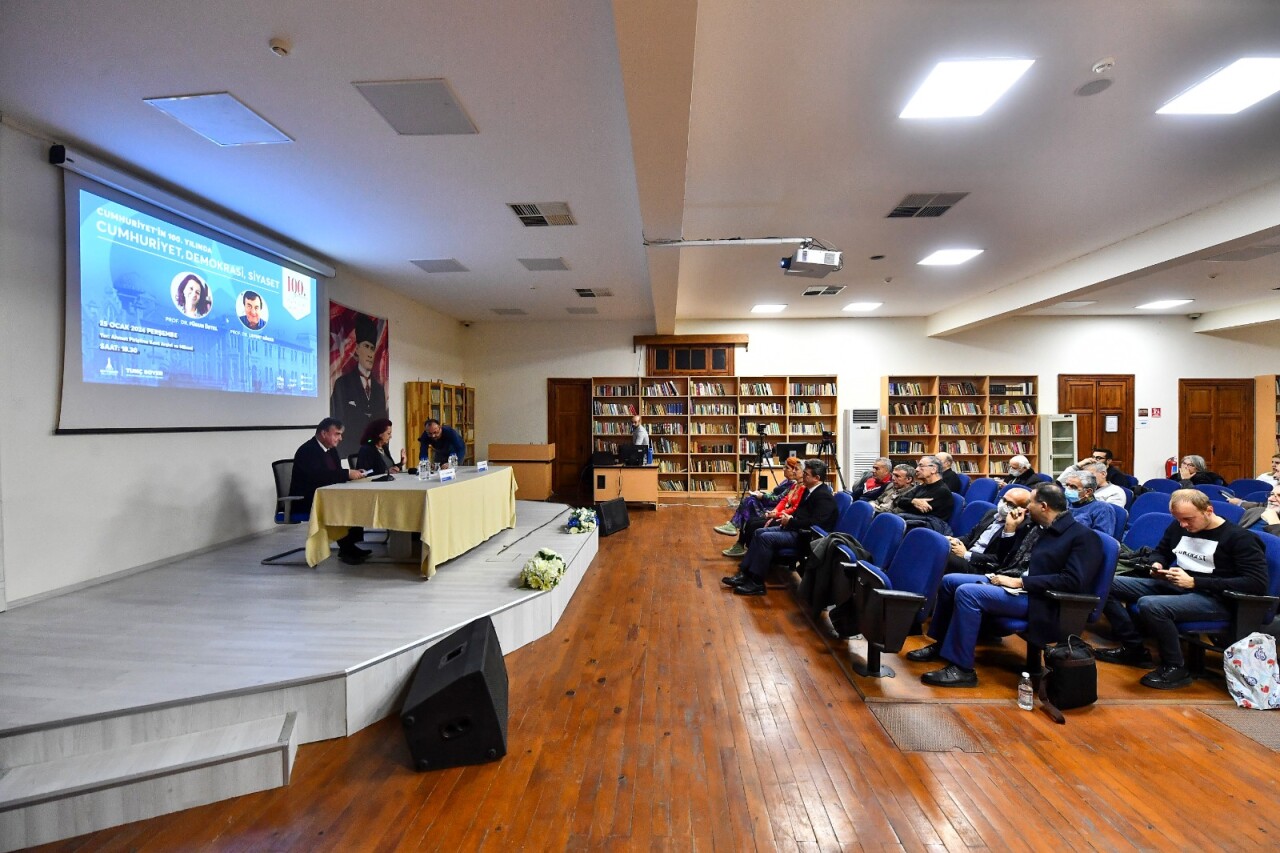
1224 632 1280 710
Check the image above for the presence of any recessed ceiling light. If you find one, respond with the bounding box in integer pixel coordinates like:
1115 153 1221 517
900 59 1035 118
751 304 787 314
843 302 883 312
144 92 291 146
1136 299 1193 310
918 249 984 266
1158 58 1280 115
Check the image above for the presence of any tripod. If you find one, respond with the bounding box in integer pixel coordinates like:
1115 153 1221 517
738 425 780 501
816 431 846 491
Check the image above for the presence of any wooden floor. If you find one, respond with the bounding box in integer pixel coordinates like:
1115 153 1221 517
34 506 1280 851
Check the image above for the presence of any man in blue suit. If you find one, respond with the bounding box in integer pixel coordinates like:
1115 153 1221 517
911 481 1103 687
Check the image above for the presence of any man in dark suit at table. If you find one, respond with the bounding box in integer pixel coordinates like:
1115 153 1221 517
289 418 369 564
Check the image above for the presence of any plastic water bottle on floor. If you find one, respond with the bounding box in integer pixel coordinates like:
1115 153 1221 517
1017 671 1034 711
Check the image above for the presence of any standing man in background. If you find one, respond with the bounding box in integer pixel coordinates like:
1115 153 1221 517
419 418 466 466
631 413 652 464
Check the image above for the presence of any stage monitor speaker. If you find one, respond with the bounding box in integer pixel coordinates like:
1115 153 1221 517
596 496 630 536
401 617 508 771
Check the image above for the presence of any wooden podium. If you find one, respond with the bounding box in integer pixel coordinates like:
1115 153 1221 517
592 465 659 507
487 443 555 500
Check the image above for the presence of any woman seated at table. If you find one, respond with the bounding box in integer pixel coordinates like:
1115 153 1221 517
356 418 405 475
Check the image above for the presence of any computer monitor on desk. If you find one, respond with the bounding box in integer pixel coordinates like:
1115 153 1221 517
773 442 807 464
619 443 648 467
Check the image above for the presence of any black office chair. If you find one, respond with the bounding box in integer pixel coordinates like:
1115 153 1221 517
262 459 308 565
347 453 360 470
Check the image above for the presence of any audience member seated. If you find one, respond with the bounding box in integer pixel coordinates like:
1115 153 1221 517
1091 447 1130 488
721 459 804 557
1237 485 1280 536
848 457 892 502
1059 456 1125 506
945 486 1036 575
1098 489 1268 690
723 459 838 597
935 451 964 494
1063 470 1117 537
716 456 801 537
1259 453 1280 487
355 418 404 475
910 482 1102 687
1171 454 1225 487
996 454 1039 487
289 417 369 564
893 455 955 522
870 464 915 514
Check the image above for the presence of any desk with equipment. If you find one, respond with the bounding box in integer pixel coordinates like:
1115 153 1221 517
592 465 659 506
306 466 517 577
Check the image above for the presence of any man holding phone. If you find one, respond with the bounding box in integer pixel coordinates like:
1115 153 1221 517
1098 489 1267 689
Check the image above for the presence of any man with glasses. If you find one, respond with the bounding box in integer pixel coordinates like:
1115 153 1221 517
911 482 1102 687
893 455 955 522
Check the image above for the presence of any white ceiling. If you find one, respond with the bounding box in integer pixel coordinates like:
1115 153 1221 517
4 0 1280 333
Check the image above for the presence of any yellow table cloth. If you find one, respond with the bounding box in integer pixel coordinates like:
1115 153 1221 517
305 466 517 577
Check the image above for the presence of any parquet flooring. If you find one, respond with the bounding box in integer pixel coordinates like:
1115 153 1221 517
35 506 1280 851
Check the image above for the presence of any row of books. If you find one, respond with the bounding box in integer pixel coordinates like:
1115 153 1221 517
889 402 934 415
644 403 685 415
790 423 828 435
990 382 1034 395
939 401 983 415
789 402 827 414
690 382 732 396
690 423 735 435
658 479 687 491
939 440 984 454
657 461 685 473
593 402 637 415
990 402 1037 414
941 382 981 395
989 423 1035 435
892 423 932 434
652 438 682 454
888 382 929 396
643 381 683 397
692 460 736 473
889 441 926 454
740 382 777 395
693 443 735 454
650 423 685 435
741 402 785 414
939 422 983 435
790 382 837 395
990 441 1033 454
593 423 633 435
692 403 737 415
593 384 637 396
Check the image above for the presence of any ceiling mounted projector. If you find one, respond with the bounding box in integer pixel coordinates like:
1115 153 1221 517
780 246 843 278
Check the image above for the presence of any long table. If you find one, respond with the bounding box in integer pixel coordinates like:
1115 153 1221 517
305 466 517 577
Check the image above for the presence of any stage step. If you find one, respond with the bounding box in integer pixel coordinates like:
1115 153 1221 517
0 712 297 851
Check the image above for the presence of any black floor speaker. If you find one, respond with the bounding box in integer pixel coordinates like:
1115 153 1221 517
400 616 508 771
596 497 630 536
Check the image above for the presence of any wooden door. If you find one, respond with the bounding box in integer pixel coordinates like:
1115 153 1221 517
1057 375 1135 474
548 378 591 501
1179 379 1254 483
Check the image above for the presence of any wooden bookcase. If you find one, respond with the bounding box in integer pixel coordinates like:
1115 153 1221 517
881 375 1038 476
405 380 476 467
591 375 838 497
1256 374 1280 472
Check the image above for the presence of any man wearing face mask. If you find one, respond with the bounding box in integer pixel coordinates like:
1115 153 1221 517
998 455 1039 487
1062 470 1117 537
944 486 1036 574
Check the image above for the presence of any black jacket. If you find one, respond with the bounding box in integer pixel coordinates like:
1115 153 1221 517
288 438 350 515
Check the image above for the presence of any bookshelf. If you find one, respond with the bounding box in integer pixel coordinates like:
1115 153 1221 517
1256 375 1280 473
591 375 838 496
405 380 475 467
882 375 1039 476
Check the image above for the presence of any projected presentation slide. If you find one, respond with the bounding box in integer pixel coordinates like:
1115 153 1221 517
77 187 318 396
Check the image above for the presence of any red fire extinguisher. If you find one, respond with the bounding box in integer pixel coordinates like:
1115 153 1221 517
1165 457 1178 478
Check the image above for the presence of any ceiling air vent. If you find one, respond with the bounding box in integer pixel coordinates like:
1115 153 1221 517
802 285 846 296
886 191 968 218
508 202 575 227
411 258 468 273
519 257 569 271
491 307 528 316
574 288 613 298
566 306 598 315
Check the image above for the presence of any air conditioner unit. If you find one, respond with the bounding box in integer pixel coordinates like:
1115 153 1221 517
842 408 882 484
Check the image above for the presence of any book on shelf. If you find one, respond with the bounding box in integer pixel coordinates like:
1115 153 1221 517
594 384 637 396
789 382 837 396
593 401 637 415
889 402 935 415
740 382 776 395
941 381 980 395
989 401 1037 415
888 382 927 396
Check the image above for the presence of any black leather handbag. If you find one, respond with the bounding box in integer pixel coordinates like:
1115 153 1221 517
1039 635 1097 724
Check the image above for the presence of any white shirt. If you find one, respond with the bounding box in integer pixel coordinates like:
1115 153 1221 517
1094 483 1126 507
1258 472 1279 486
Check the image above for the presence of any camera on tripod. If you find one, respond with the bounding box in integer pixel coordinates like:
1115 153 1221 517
755 422 768 436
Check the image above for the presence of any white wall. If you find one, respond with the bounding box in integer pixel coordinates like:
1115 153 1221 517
463 314 1279 481
0 124 462 604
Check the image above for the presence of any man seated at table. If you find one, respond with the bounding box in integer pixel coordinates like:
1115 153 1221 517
1098 489 1268 689
722 459 838 596
289 418 369 564
910 482 1102 687
418 418 466 467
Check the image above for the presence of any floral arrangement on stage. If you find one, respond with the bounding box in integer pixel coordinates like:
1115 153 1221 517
520 548 567 590
565 507 598 534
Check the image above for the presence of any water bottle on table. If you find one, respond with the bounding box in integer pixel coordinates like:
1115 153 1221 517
448 453 458 470
418 457 428 481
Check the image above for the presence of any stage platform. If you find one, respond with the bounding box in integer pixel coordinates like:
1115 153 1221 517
0 500 597 850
